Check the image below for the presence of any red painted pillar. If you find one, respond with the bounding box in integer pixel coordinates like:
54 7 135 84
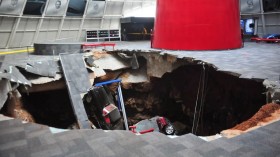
152 0 242 50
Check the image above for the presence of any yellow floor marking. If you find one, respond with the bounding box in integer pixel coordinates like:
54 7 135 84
0 48 34 55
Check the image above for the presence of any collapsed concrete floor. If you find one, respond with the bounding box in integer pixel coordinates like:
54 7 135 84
0 50 279 136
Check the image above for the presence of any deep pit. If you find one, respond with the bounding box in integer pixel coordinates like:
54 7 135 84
0 52 267 136
1 88 76 129
122 65 266 135
1 66 266 136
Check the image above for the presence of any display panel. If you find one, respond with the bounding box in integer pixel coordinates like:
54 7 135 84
0 0 27 15
240 0 261 14
98 30 109 37
240 19 255 35
110 30 120 37
45 0 68 16
86 1 105 17
87 30 98 38
244 19 254 35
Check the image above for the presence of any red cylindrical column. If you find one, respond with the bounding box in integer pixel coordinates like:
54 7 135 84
152 0 242 50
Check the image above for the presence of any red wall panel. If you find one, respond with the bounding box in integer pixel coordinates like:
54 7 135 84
152 0 242 50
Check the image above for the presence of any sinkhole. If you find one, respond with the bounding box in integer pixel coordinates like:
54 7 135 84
0 53 267 136
122 64 266 136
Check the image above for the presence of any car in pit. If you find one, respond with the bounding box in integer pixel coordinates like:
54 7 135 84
83 85 124 130
130 116 175 135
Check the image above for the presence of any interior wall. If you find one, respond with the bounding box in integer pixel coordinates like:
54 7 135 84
0 0 279 48
257 13 280 36
240 0 280 37
0 0 156 49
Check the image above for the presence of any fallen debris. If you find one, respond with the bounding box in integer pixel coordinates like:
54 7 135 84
5 90 35 123
0 66 31 86
27 74 63 85
93 52 130 71
24 60 58 77
119 66 149 84
0 79 12 108
59 53 92 129
145 53 187 78
221 103 280 138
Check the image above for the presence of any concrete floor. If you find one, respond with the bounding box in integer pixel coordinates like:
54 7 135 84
0 115 279 157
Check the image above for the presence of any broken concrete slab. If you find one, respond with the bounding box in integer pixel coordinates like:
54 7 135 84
0 79 12 109
2 53 59 65
3 53 60 71
28 74 63 85
24 60 58 78
119 66 148 84
86 66 106 78
20 79 66 93
85 56 95 67
117 53 139 69
144 53 187 78
263 79 280 103
59 53 92 129
0 66 31 86
93 52 130 71
84 55 106 79
59 53 91 93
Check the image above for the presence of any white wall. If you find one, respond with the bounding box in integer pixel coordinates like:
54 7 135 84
0 0 156 49
240 0 280 36
257 13 280 35
1 0 278 49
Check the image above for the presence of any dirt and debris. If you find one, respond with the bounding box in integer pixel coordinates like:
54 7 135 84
232 103 280 131
263 80 280 104
3 90 35 123
221 103 280 138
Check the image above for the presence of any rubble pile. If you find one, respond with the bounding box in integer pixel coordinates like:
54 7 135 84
221 103 280 138
4 91 35 123
232 103 280 131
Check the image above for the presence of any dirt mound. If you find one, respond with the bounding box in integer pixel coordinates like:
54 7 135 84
221 103 280 138
5 91 35 123
232 103 280 131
